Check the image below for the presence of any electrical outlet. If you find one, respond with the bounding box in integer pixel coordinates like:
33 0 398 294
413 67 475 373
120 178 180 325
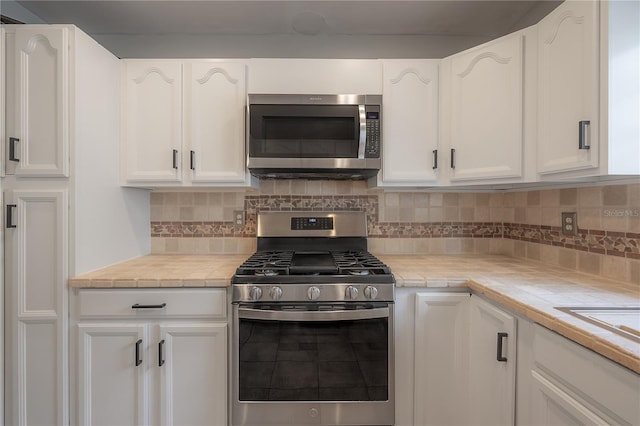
561 212 578 236
234 210 245 226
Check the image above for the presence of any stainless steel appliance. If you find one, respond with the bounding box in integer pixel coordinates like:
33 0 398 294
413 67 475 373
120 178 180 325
247 94 382 180
231 211 395 426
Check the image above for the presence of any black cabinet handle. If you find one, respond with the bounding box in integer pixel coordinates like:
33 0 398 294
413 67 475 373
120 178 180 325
496 332 508 362
6 204 17 228
132 303 166 309
450 148 456 169
9 137 20 162
190 150 195 170
159 339 166 367
172 149 178 169
579 120 591 150
135 339 143 366
432 149 438 170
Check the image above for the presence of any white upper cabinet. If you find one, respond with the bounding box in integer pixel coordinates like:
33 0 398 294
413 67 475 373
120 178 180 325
123 61 183 183
446 32 525 182
184 62 247 183
379 60 439 186
122 60 251 186
6 26 69 177
537 0 599 175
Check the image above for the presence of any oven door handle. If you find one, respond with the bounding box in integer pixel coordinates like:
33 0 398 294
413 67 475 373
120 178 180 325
237 306 389 322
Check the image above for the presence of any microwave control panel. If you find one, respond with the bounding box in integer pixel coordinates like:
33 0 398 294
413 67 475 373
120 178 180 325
365 106 381 158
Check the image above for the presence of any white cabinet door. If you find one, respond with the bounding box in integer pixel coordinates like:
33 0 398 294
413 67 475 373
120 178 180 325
530 371 606 426
184 62 247 183
468 296 516 426
414 292 470 426
4 189 68 426
381 60 439 185
537 0 599 174
449 33 524 181
123 61 182 182
77 324 148 426
8 27 69 177
159 324 227 426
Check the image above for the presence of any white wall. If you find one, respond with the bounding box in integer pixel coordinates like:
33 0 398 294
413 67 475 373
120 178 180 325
0 0 45 23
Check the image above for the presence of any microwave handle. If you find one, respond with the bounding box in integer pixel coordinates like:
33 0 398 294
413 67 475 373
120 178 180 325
358 105 366 159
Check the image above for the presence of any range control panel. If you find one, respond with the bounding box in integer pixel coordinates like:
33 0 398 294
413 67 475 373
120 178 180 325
365 106 381 158
291 217 334 231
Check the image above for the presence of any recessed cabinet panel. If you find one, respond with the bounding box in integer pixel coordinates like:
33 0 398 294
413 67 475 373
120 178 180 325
185 62 247 183
23 322 58 425
537 0 599 174
159 324 227 426
9 27 69 177
450 34 524 181
124 61 182 182
77 324 148 426
381 60 439 185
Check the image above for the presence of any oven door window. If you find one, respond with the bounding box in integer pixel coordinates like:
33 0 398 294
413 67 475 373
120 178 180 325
249 105 360 158
238 316 388 402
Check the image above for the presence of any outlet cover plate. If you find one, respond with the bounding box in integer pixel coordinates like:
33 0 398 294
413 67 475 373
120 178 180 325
561 212 578 236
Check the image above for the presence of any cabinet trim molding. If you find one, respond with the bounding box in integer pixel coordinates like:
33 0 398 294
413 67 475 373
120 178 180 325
196 67 238 85
389 68 432 85
457 52 512 78
544 11 585 45
133 67 176 84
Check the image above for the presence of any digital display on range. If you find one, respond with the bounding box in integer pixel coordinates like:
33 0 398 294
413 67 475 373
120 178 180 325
291 217 333 230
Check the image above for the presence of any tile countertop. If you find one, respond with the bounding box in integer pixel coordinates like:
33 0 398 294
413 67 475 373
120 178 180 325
69 253 640 374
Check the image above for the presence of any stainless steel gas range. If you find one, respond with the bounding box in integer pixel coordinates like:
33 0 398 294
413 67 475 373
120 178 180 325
231 211 395 426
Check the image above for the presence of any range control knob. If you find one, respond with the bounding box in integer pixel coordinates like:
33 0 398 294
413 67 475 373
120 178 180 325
307 286 321 301
269 286 283 301
249 286 263 301
345 286 359 300
364 285 378 300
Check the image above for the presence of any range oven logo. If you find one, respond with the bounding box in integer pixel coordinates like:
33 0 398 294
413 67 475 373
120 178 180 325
307 96 323 101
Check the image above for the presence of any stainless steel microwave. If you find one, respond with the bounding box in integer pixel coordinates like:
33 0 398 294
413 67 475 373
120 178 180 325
247 94 382 179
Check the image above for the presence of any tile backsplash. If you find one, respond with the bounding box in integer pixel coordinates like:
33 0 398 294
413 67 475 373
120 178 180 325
150 181 639 284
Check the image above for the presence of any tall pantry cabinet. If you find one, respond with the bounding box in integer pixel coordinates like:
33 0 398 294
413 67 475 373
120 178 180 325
1 25 150 426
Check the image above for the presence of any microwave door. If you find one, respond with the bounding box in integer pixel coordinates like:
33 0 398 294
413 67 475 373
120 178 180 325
249 104 362 158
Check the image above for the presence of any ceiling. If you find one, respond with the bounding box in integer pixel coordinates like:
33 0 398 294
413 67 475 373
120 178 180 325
11 0 562 58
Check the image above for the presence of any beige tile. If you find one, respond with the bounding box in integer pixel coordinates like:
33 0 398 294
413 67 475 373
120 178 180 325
461 238 474 253
384 239 404 254
490 193 504 208
194 192 208 205
602 256 630 282
165 238 179 253
150 205 163 221
526 243 540 261
541 207 560 227
560 188 577 205
399 193 414 208
429 238 445 253
259 179 275 194
180 207 194 220
321 181 337 195
150 237 165 254
414 238 430 253
578 186 602 207
515 207 526 223
459 193 475 207
444 207 459 221
460 207 475 221
223 238 239 253
415 208 429 222
629 260 640 286
558 248 577 270
628 183 640 208
291 180 307 194
602 213 628 233
444 238 462 254
223 192 238 207
474 207 490 222
473 238 491 253
179 192 194 205
414 193 428 208
430 207 444 221
526 206 541 225
385 206 399 221
503 192 515 208
578 207 602 230
540 245 559 265
503 207 515 222
476 193 490 207
274 180 291 195
578 251 602 275
150 192 163 205
193 206 208 221
209 193 222 206
399 207 414 222
514 191 527 206
209 206 224 221
430 193 443 207
527 191 540 206
444 193 459 206
163 204 179 221
223 207 235 221
209 238 224 253
385 193 399 207
164 192 178 205
306 181 322 195
540 189 560 207
602 185 628 206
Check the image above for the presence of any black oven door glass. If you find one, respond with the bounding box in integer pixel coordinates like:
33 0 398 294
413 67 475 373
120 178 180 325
249 105 360 158
238 316 388 402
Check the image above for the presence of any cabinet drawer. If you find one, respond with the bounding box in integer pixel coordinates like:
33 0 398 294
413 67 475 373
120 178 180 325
533 324 640 425
76 289 227 319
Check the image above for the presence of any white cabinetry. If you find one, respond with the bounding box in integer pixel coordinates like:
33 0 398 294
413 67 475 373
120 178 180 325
443 31 526 183
4 26 69 177
409 291 516 426
378 60 439 186
530 323 640 425
537 0 599 175
468 295 516 426
537 0 640 178
3 25 149 426
4 189 68 426
122 60 251 187
413 292 470 426
72 289 228 426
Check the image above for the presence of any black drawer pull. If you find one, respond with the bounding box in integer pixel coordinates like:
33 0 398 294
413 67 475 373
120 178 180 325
496 332 508 362
6 204 17 228
450 148 456 169
172 149 178 169
132 303 167 309
159 339 166 367
432 149 438 170
9 137 20 162
135 339 143 366
578 120 591 150
190 150 195 170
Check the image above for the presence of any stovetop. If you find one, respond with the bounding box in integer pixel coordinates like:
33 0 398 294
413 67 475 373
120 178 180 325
234 250 391 278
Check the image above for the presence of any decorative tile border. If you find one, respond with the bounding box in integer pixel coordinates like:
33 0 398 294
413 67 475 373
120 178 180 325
150 194 639 259
503 223 640 260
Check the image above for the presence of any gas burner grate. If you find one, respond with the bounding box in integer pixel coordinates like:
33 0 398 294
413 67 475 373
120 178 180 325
235 251 294 276
332 251 391 275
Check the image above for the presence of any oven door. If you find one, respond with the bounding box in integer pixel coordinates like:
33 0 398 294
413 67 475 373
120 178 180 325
232 303 395 426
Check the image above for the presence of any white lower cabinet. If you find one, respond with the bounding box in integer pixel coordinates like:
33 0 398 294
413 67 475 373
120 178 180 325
411 291 516 426
71 289 228 426
529 324 640 426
